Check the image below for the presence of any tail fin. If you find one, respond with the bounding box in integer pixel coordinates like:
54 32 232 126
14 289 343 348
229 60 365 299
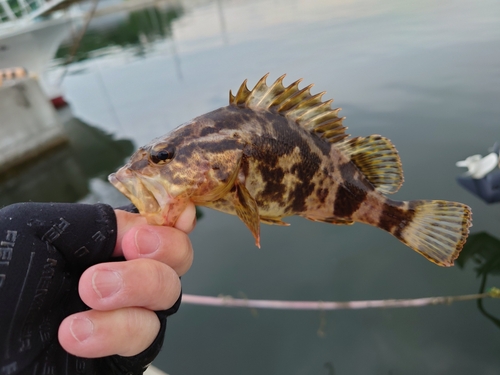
392 200 472 266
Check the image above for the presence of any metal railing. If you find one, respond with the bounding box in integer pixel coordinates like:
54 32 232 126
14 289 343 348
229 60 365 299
0 0 68 23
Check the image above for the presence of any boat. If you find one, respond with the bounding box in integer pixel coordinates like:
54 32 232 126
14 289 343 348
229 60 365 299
0 0 83 171
456 143 500 204
0 0 80 106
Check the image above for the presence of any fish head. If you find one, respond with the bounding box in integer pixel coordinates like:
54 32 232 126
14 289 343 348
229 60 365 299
109 115 244 226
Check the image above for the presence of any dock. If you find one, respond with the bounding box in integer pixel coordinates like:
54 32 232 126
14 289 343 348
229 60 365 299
0 77 68 173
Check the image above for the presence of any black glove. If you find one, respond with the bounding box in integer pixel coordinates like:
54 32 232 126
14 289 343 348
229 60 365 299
0 202 179 375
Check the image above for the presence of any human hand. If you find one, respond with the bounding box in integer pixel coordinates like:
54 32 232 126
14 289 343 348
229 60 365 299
58 203 196 358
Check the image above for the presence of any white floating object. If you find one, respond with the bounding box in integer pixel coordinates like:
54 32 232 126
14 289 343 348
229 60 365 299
145 366 169 375
456 152 499 179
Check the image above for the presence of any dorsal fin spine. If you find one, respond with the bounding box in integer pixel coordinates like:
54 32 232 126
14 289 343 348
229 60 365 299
269 78 303 108
229 74 348 144
235 79 250 105
313 117 345 133
277 84 314 112
325 134 349 143
256 74 286 108
298 101 336 124
289 91 324 113
245 73 269 107
292 93 327 121
322 127 347 140
298 104 338 128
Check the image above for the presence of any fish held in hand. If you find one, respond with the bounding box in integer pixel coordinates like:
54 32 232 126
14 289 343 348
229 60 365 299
109 74 472 267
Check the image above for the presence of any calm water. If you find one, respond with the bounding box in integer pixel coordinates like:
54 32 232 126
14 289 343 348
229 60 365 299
7 0 500 373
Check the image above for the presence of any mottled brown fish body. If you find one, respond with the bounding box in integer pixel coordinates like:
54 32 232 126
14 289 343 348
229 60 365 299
110 74 472 267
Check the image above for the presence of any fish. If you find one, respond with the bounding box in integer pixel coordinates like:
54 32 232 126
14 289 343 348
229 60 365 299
109 74 472 267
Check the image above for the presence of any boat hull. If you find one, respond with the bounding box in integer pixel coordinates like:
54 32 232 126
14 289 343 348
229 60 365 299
0 14 74 100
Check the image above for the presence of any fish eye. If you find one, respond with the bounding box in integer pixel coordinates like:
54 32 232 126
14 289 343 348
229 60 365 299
150 146 175 164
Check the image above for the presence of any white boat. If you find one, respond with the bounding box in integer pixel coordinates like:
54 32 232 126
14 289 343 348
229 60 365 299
0 0 80 104
0 0 80 170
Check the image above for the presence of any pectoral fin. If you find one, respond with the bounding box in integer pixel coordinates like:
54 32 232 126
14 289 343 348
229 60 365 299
233 182 261 247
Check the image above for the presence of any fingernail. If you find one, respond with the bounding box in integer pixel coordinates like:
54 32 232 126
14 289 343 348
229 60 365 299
92 270 122 298
70 318 94 342
135 228 160 255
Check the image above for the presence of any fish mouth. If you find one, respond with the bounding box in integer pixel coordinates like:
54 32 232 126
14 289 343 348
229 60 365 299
109 169 172 225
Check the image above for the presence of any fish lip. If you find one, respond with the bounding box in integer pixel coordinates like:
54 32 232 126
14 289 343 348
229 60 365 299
108 173 131 199
139 175 173 210
109 170 163 220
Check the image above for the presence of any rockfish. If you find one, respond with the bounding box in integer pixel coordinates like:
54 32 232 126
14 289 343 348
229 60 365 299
109 74 472 266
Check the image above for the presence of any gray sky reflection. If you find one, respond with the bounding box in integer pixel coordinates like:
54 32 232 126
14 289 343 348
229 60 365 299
57 0 500 373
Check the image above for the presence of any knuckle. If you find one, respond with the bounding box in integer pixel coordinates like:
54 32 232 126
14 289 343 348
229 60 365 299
151 227 193 274
118 308 158 356
124 308 143 336
142 260 180 310
169 235 194 274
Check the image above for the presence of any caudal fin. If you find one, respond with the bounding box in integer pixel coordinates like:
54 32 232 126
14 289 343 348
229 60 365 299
395 200 472 266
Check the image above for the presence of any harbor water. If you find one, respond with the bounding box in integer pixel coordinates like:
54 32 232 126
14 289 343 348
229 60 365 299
3 0 500 373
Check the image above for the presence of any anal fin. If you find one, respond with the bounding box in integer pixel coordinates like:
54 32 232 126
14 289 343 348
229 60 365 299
260 216 290 226
303 215 354 225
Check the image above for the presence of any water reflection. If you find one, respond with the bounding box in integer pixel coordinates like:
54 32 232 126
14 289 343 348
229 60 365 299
457 232 500 328
14 0 500 373
56 5 184 62
323 362 335 375
0 109 134 207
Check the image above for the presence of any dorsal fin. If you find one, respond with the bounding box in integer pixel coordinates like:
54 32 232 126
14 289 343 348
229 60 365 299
229 74 348 144
336 135 404 194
